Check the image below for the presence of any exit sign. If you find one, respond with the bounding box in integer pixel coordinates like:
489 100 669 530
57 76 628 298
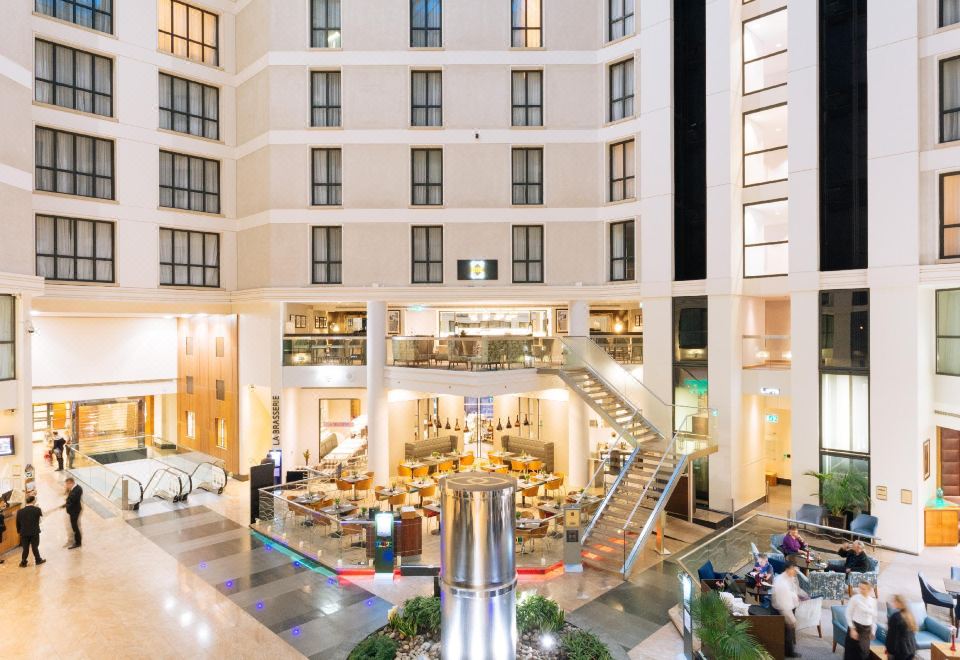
765 414 779 424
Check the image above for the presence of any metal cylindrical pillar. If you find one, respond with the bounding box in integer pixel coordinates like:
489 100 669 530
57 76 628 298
440 472 517 660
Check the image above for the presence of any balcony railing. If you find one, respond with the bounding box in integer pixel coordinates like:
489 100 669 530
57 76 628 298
742 334 791 369
591 333 643 364
387 336 561 370
283 336 366 366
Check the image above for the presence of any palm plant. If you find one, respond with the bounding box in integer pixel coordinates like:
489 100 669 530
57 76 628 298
804 469 869 518
689 590 772 660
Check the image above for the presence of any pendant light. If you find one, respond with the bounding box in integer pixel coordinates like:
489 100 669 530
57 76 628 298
515 413 521 427
506 416 513 430
445 417 451 430
426 416 433 428
454 418 461 431
487 419 494 433
523 414 530 427
435 415 442 428
496 418 503 431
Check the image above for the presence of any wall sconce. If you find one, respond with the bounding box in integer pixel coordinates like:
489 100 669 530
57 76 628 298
613 321 624 333
755 350 770 361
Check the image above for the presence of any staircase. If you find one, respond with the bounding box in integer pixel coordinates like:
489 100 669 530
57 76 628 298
550 337 715 578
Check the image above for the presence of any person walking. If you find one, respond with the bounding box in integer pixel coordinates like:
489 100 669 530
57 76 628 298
52 432 65 471
844 580 878 659
772 562 803 658
885 595 918 660
15 495 45 567
62 477 83 549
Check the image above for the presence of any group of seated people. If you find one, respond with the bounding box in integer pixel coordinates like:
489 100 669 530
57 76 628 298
778 525 872 574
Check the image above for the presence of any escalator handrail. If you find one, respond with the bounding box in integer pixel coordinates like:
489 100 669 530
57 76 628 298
144 466 186 500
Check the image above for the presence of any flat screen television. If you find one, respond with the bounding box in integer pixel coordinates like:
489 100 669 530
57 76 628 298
0 435 13 457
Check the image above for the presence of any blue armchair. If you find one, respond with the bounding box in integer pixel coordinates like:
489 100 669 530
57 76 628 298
849 513 879 540
770 533 786 555
831 605 849 653
919 572 957 625
952 566 960 581
697 560 732 583
796 504 825 526
876 602 952 650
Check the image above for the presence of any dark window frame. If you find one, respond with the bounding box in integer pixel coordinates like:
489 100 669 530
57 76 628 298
608 58 635 122
942 56 960 143
159 227 220 288
609 219 636 282
411 70 442 127
310 71 341 127
35 214 115 283
511 0 542 48
311 226 343 284
941 0 960 29
35 126 115 200
608 0 635 41
311 0 342 48
512 147 543 205
411 225 443 284
937 288 960 376
159 72 219 140
411 148 443 206
311 148 342 206
512 224 544 283
34 0 113 34
158 0 219 66
742 198 789 278
511 70 543 127
941 172 960 259
410 0 442 47
742 102 788 187
741 8 788 96
609 139 635 202
159 150 221 214
0 295 15 382
34 39 113 117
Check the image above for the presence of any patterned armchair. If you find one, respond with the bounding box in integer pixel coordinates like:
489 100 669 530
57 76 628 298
807 570 847 602
846 555 879 597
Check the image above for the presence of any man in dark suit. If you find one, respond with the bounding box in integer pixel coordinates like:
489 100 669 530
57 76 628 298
52 433 65 471
63 477 83 548
16 495 45 567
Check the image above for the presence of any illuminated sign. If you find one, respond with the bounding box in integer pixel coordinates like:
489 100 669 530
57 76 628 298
765 414 779 424
456 259 499 281
759 387 780 396
271 396 281 446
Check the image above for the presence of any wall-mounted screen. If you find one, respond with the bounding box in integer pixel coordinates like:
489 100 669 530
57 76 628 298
0 435 14 456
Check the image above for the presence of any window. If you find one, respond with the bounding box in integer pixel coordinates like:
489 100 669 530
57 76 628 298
743 104 788 185
820 373 869 453
512 225 543 283
215 336 224 357
937 289 960 376
742 9 788 94
411 148 442 205
311 71 341 127
942 173 960 259
215 379 225 401
158 0 219 66
159 73 219 140
411 71 442 127
609 59 635 121
410 0 441 47
311 0 341 48
311 148 342 206
819 290 869 370
609 139 635 202
185 337 193 355
412 225 443 283
36 215 114 283
312 226 343 284
216 418 226 449
0 295 13 382
512 148 543 204
35 40 112 117
159 151 220 213
185 375 194 393
511 70 542 126
35 0 112 34
743 199 788 277
944 57 960 143
609 0 635 41
35 127 114 200
159 228 220 287
511 0 542 47
185 410 196 438
942 0 960 28
609 220 635 281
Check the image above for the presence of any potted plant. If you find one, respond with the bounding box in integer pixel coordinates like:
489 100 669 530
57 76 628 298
804 469 869 528
690 590 773 659
302 449 311 466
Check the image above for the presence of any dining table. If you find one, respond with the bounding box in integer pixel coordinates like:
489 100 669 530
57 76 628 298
407 478 435 506
340 474 368 500
377 486 409 511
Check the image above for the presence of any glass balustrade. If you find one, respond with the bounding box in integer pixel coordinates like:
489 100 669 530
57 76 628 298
742 334 791 368
386 336 561 370
590 334 643 364
283 336 367 366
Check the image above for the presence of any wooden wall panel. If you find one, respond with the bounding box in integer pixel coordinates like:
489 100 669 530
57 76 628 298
177 315 239 474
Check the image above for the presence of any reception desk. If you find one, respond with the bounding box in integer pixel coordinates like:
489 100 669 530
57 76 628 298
0 503 22 556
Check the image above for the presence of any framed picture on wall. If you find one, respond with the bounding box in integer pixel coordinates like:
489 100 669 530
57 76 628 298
556 308 568 334
387 309 402 336
295 315 307 329
315 316 327 330
923 439 930 480
634 314 642 327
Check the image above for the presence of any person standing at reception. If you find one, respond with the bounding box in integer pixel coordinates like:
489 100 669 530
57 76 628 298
844 580 878 660
16 495 45 567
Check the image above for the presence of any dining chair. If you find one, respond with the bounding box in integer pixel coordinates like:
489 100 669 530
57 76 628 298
494 466 509 474
336 478 354 500
437 460 454 472
521 484 540 507
417 484 437 508
412 465 429 479
388 492 407 511
543 477 564 501
528 460 544 473
510 459 526 474
397 465 412 484
459 453 475 470
352 477 373 504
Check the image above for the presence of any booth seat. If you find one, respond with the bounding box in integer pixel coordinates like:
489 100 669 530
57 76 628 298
405 435 460 461
500 435 554 473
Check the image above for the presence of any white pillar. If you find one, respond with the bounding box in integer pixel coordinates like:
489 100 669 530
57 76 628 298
14 294 33 477
567 300 590 488
366 301 389 487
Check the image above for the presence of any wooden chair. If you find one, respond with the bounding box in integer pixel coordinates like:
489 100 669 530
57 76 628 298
489 455 503 466
336 478 354 500
388 492 407 510
397 465 412 484
417 484 437 508
527 460 544 473
543 476 564 500
494 466 509 474
352 477 373 503
510 459 527 474
520 484 540 506
459 453 475 469
437 460 454 472
526 522 550 557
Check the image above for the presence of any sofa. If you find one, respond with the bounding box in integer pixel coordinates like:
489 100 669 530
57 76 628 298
500 435 554 473
318 432 339 460
405 434 460 461
833 602 952 652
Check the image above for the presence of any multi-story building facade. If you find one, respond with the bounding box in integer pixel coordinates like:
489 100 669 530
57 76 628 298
0 0 958 555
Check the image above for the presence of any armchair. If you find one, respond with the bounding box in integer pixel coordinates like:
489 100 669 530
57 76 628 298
794 597 824 639
919 572 957 625
877 601 952 650
807 570 847 602
846 555 879 597
770 533 786 555
796 504 825 526
849 513 879 540
831 605 850 653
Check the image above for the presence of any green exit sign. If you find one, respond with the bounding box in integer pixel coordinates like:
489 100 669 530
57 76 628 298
765 414 779 424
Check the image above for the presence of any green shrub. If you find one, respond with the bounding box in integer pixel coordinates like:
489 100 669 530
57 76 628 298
388 596 441 637
347 635 397 660
690 590 773 660
561 630 613 660
516 594 565 633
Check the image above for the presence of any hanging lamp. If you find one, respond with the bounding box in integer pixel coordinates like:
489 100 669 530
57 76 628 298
496 418 503 431
454 418 461 431
523 414 530 426
445 417 451 430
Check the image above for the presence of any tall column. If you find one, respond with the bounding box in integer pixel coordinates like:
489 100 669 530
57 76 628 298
366 301 389 487
14 293 33 474
567 301 590 488
707 295 744 514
